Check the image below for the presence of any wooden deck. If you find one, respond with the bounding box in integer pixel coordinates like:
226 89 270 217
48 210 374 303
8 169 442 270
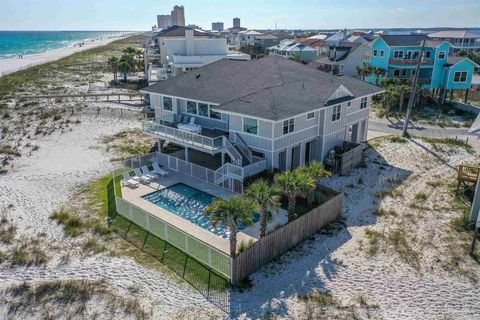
458 163 480 190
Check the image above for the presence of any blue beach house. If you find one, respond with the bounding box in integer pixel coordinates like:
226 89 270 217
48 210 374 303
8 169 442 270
366 35 478 103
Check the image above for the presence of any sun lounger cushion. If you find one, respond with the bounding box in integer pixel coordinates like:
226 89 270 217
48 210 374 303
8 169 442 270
152 163 168 176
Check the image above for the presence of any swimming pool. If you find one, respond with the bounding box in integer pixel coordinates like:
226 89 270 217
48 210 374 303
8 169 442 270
142 183 258 238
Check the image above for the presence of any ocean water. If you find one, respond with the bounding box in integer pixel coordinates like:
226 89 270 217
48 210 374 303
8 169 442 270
0 31 130 59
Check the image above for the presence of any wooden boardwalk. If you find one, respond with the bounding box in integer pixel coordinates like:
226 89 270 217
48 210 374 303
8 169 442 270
18 93 146 104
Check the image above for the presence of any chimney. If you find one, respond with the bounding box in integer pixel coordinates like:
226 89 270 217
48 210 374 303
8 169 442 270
185 29 194 56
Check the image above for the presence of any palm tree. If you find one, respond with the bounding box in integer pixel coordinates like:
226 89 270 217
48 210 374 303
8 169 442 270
297 161 331 205
107 56 118 83
290 54 302 63
356 65 363 80
206 196 256 258
372 67 386 86
275 170 315 222
398 85 411 112
117 60 131 83
246 180 281 238
122 47 137 57
382 85 399 115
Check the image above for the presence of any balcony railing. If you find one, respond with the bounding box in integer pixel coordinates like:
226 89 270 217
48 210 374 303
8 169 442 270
384 77 432 85
143 119 224 151
389 58 434 66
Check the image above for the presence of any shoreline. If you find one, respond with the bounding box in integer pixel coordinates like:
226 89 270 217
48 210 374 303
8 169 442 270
0 36 128 77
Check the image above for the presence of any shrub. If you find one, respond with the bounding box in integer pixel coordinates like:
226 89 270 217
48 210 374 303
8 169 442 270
50 209 85 237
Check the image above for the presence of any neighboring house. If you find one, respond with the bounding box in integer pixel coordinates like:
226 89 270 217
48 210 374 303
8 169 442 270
145 26 250 82
428 30 480 54
366 35 479 101
325 32 347 46
267 40 318 63
298 38 329 56
140 55 383 175
234 30 264 49
226 26 247 45
308 43 371 77
253 34 279 53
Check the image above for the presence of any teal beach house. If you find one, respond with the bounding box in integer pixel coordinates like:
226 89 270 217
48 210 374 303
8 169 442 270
365 35 478 102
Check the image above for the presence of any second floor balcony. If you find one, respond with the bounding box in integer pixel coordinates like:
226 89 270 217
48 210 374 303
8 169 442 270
389 58 434 67
143 114 226 152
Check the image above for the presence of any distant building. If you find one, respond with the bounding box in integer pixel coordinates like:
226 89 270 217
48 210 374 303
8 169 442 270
171 5 185 26
309 43 371 77
428 30 480 54
366 34 479 102
157 14 172 29
145 26 250 81
233 18 241 29
212 22 224 31
254 34 280 53
267 40 318 63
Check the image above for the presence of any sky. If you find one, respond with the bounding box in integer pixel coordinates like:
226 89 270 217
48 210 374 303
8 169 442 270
1 0 479 31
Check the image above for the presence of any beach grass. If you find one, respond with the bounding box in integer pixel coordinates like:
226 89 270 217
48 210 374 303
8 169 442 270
0 34 146 99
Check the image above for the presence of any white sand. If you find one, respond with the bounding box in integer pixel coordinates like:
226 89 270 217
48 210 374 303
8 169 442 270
0 36 126 77
1 104 480 319
0 109 223 319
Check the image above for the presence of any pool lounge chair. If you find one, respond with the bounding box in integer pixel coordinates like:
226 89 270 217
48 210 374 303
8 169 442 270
152 162 169 177
140 165 157 179
133 167 152 184
121 172 139 188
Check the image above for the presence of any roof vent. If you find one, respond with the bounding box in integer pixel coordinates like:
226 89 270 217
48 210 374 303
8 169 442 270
195 74 201 79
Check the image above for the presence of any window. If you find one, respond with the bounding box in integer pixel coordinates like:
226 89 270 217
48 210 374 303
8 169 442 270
393 69 400 77
360 97 368 109
186 101 197 114
380 50 385 57
332 105 341 121
347 101 352 107
373 49 378 57
438 51 446 59
394 50 404 58
454 71 468 83
243 117 258 135
210 108 222 119
283 118 295 134
425 51 431 59
198 103 209 117
163 97 173 111
306 112 315 120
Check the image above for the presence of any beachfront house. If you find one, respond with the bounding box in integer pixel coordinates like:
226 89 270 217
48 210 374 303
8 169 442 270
308 43 371 77
428 30 480 54
140 55 382 179
267 40 318 63
366 35 479 102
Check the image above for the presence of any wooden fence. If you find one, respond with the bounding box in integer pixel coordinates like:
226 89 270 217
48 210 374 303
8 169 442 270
336 141 363 176
231 184 342 284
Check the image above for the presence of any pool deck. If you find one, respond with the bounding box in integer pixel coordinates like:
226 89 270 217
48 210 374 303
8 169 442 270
121 169 287 255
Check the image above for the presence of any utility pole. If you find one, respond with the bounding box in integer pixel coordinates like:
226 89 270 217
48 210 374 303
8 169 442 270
402 40 426 137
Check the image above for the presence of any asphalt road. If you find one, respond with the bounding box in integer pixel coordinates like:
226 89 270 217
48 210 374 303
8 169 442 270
368 118 475 139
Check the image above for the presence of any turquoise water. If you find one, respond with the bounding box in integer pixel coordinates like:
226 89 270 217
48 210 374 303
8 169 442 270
142 183 259 238
0 31 129 59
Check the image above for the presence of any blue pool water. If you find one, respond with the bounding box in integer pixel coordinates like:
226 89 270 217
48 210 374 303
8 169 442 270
142 183 258 238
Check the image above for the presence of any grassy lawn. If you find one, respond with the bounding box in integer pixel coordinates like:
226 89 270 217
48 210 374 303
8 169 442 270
90 171 230 293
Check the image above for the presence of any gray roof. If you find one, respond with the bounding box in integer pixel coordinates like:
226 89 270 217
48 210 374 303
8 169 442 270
380 35 429 46
142 55 383 121
429 30 480 39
